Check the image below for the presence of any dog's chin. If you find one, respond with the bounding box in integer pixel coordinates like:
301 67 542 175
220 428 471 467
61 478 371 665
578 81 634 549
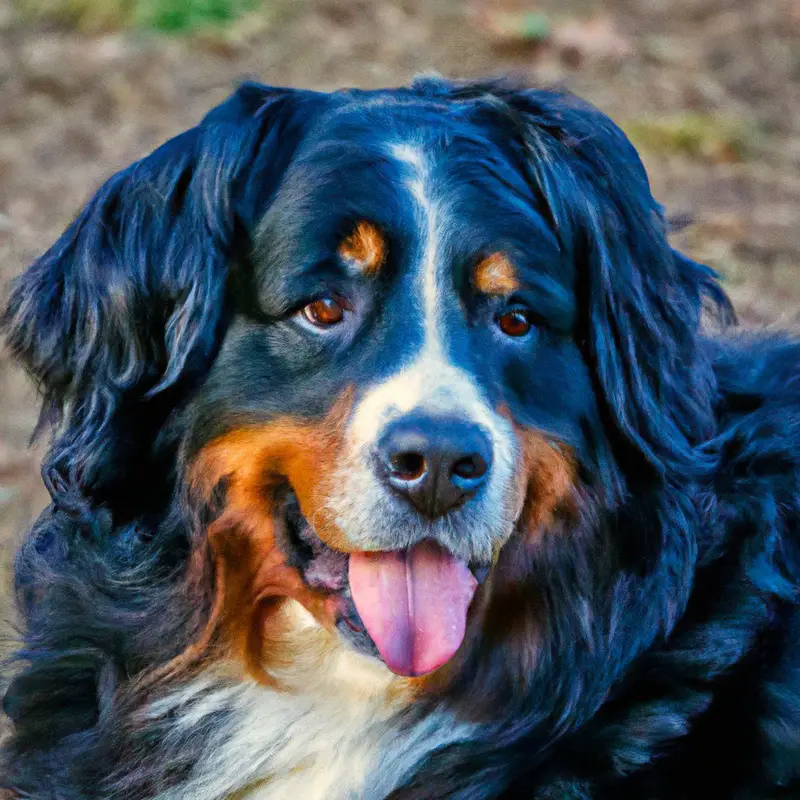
273 491 491 676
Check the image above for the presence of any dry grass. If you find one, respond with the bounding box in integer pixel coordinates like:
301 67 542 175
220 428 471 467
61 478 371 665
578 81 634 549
623 112 760 164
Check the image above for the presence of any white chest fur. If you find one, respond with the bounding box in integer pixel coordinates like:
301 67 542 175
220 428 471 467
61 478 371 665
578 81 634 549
149 601 473 800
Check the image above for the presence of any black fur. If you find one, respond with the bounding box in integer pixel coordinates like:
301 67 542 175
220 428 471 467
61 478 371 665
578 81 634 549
2 78 800 799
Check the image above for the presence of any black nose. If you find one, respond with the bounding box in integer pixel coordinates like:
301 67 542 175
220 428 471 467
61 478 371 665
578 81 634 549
377 414 492 518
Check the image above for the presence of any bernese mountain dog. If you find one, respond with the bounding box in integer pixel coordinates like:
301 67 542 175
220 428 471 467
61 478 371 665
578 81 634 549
2 77 800 799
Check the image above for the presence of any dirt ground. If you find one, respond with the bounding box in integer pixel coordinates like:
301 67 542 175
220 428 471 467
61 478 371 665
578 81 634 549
0 0 798 644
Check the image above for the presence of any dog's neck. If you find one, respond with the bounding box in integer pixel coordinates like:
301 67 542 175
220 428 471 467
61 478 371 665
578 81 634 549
149 599 475 800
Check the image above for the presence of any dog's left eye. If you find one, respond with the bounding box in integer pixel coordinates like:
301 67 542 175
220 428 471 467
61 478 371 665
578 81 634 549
496 308 532 337
299 297 346 328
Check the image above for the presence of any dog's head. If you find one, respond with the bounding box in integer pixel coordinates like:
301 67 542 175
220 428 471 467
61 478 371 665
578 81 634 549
4 79 728 684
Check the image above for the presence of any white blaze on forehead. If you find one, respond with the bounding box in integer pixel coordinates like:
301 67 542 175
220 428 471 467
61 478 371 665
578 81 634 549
389 142 445 363
351 140 467 442
351 143 505 431
327 142 518 561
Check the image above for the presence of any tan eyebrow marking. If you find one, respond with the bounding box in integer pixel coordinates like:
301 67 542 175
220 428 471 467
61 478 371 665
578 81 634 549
337 220 387 276
473 252 519 296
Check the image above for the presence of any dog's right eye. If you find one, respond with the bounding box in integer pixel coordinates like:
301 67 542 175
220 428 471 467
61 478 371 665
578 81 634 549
496 308 532 338
299 297 346 328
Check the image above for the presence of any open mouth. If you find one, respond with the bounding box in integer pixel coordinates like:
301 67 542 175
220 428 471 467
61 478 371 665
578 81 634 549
275 491 489 677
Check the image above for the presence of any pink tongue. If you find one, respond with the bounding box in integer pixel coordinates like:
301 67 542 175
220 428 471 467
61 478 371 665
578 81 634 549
348 541 478 677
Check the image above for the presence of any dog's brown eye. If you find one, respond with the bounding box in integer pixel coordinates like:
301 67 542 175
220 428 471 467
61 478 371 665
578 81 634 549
301 297 346 327
497 309 532 337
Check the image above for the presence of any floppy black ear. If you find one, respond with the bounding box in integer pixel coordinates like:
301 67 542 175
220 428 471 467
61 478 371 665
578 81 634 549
494 86 733 480
2 81 310 508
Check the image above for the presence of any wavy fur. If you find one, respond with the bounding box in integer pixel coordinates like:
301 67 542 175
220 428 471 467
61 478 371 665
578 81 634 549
2 78 799 800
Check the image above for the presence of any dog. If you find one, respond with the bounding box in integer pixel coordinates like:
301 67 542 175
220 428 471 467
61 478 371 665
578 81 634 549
2 77 800 799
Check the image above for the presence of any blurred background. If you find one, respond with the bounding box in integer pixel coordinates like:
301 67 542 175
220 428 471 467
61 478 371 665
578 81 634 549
0 0 797 648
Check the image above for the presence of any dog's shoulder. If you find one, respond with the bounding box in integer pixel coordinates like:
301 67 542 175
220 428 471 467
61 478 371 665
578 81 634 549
711 331 800 541
713 331 800 415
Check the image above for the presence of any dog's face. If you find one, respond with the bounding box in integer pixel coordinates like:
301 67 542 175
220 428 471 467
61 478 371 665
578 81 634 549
5 79 718 689
185 100 591 677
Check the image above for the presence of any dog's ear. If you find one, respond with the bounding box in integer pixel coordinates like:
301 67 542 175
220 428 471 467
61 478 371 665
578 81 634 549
492 86 733 480
2 82 313 506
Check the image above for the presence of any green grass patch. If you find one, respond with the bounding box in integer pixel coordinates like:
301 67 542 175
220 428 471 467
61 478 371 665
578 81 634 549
622 112 759 163
14 0 267 32
135 0 259 32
